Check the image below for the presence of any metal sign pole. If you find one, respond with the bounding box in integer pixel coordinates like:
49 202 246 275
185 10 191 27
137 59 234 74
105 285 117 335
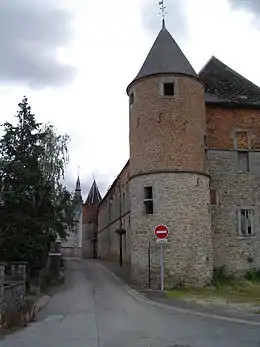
160 244 164 291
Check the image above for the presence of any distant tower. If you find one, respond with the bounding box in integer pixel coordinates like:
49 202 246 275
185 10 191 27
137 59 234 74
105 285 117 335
75 175 83 205
82 180 102 259
127 19 213 287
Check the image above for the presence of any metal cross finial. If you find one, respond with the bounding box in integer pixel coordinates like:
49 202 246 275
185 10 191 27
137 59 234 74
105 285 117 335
159 0 167 23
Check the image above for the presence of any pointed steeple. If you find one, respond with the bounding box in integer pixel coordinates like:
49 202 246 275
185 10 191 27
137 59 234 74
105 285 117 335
127 23 197 93
75 175 82 203
85 180 102 205
76 176 81 191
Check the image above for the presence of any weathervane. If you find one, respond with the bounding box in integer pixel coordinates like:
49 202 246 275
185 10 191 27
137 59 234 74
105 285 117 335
159 0 167 22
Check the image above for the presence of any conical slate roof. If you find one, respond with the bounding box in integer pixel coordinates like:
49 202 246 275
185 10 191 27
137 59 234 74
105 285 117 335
85 180 102 205
127 21 197 92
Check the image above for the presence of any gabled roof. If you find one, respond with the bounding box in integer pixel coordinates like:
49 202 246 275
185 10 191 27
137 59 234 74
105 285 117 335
127 21 197 93
85 180 102 205
199 56 260 106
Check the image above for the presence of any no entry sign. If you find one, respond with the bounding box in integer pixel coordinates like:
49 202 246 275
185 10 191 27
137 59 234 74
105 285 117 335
154 224 169 240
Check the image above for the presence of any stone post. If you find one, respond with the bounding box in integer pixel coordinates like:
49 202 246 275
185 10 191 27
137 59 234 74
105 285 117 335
49 253 62 279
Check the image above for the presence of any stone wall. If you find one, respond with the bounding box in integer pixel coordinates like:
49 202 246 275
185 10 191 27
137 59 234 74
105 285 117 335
129 75 207 176
98 162 131 264
206 106 260 150
0 263 27 329
130 172 213 288
61 247 82 258
207 149 260 273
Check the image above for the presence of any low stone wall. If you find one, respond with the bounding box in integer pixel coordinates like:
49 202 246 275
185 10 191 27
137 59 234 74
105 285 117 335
0 262 30 329
61 247 82 258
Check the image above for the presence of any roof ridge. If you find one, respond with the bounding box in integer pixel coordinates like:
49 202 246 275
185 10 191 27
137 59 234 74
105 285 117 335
200 56 260 91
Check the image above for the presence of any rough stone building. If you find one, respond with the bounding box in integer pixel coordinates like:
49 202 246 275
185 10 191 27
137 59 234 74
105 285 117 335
97 20 260 288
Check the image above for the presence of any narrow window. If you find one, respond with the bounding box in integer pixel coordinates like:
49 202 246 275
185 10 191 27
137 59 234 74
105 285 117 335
144 186 153 215
129 93 134 106
122 192 126 214
238 151 249 172
235 131 249 150
144 186 153 200
163 83 174 96
239 209 254 237
210 189 218 205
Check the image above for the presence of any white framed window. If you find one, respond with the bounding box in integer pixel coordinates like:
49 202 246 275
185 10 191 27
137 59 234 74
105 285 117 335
238 208 254 237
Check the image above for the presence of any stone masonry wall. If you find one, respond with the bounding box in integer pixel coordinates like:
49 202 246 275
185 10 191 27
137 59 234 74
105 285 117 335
206 106 260 150
130 172 213 288
129 75 207 175
207 149 260 273
98 163 131 264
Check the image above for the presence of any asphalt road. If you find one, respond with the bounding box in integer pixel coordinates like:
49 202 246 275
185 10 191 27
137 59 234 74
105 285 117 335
1 259 260 347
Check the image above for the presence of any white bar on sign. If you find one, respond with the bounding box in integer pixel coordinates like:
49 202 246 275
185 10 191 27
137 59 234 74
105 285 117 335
156 239 168 244
156 230 167 234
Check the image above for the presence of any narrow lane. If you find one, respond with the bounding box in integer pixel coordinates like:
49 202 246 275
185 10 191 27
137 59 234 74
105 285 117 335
1 259 259 347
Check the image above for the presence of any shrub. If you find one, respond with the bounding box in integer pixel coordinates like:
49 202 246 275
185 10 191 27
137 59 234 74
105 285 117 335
212 266 235 287
245 268 260 282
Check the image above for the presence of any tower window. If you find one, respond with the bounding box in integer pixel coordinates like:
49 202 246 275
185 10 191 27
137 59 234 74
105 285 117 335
144 186 153 215
163 83 174 96
129 93 134 106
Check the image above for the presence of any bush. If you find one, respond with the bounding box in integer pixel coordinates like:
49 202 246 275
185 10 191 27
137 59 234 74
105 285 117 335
245 268 260 282
212 266 235 287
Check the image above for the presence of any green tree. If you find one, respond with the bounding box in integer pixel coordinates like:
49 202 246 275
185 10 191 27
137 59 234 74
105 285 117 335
0 97 73 275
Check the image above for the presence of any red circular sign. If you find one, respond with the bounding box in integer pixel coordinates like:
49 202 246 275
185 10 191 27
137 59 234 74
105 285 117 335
154 224 169 239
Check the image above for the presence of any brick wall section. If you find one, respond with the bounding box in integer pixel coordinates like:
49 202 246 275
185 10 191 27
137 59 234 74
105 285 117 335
207 149 260 273
206 106 260 150
82 204 98 258
129 75 206 176
130 172 213 288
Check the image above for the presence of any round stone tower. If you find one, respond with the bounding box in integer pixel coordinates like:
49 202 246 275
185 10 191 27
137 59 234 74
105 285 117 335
127 21 213 287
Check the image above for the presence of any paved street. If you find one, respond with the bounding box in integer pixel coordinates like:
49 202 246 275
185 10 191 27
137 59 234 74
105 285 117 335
1 259 260 347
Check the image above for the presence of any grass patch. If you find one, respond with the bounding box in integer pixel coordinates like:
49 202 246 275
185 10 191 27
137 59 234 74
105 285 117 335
166 267 260 306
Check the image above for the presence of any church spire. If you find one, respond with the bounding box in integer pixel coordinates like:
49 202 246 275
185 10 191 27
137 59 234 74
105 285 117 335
75 174 82 204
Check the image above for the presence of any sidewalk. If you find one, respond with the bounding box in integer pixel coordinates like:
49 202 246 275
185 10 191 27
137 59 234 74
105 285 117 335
97 259 260 323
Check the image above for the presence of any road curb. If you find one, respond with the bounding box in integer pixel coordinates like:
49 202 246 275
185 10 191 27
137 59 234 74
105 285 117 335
95 262 260 327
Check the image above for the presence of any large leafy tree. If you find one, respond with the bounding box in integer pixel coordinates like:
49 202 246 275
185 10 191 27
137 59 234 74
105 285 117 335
0 97 74 275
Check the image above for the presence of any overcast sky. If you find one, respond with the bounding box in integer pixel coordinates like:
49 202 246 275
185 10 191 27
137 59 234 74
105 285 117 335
0 0 260 200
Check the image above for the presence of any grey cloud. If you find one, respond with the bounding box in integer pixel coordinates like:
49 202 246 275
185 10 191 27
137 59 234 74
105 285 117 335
0 0 76 88
229 0 260 13
141 0 188 40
